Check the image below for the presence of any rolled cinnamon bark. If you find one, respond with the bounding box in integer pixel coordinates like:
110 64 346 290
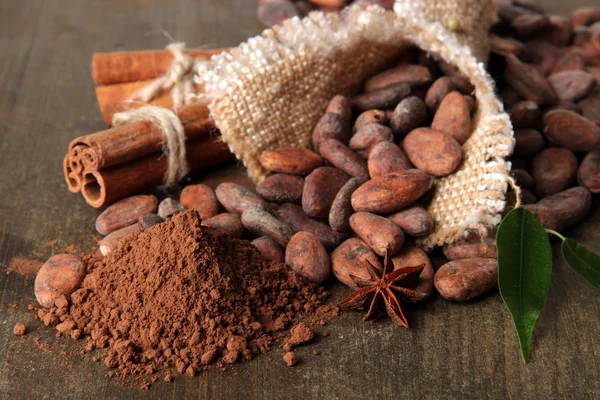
81 135 233 208
95 80 205 126
63 155 81 193
92 48 228 85
70 101 215 171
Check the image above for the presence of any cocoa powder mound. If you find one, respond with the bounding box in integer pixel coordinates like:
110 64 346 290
41 210 328 379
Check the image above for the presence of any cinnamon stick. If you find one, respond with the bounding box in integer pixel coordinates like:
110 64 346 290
63 155 81 193
69 101 215 171
95 80 205 126
92 48 228 85
81 135 233 208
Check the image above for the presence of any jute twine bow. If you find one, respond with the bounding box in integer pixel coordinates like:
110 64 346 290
130 42 208 108
113 106 189 185
111 42 214 186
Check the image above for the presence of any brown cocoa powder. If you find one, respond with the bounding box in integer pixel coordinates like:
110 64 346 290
38 210 329 380
6 256 44 278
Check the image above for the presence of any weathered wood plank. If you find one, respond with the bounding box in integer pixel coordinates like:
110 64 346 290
1 1 599 399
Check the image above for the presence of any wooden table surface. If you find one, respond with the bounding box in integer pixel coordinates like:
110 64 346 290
1 1 599 399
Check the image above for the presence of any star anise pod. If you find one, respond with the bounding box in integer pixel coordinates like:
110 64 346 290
338 251 426 327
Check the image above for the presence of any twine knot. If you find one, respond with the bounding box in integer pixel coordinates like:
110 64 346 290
130 42 208 108
112 106 188 185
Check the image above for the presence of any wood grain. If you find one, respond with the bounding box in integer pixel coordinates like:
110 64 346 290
0 0 599 399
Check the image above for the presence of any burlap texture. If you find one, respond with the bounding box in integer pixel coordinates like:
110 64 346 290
201 0 515 249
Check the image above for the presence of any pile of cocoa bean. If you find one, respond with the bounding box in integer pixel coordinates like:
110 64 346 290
488 3 599 230
257 0 394 27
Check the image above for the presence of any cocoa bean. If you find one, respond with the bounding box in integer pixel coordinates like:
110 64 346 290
548 70 596 101
364 65 432 92
543 109 600 151
390 96 428 138
319 139 369 180
241 209 293 246
351 169 433 214
500 86 522 109
513 129 545 157
434 258 498 302
98 224 140 256
572 27 600 65
513 0 546 14
551 49 586 74
590 67 600 86
215 183 268 215
259 147 323 175
179 184 219 220
431 91 472 144
350 82 411 112
546 15 572 47
302 167 350 219
35 254 86 308
465 96 477 116
490 34 525 57
523 204 561 230
275 203 346 248
442 241 497 261
257 0 299 27
158 197 185 219
312 113 350 152
570 7 600 29
522 40 563 76
549 100 583 114
521 188 538 204
331 238 383 289
325 95 352 123
536 186 592 230
391 246 434 299
202 213 245 238
438 60 474 94
295 0 315 16
502 191 517 216
496 1 531 23
425 76 456 112
353 110 388 133
256 174 304 203
329 177 362 233
349 212 405 256
505 54 558 106
285 232 331 284
251 236 284 263
349 123 394 159
311 0 345 9
578 96 600 126
509 101 540 129
95 194 158 235
368 141 412 179
531 148 578 198
388 205 434 238
510 168 534 189
403 128 463 177
512 13 550 39
578 150 600 193
137 213 164 232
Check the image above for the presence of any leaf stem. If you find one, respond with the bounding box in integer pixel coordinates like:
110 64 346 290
545 229 566 242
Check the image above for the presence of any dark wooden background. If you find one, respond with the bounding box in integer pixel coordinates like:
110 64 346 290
1 1 599 399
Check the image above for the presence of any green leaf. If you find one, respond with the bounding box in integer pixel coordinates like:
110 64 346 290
562 239 600 291
496 208 552 363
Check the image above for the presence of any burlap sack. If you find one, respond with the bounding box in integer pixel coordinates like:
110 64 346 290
200 0 515 250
